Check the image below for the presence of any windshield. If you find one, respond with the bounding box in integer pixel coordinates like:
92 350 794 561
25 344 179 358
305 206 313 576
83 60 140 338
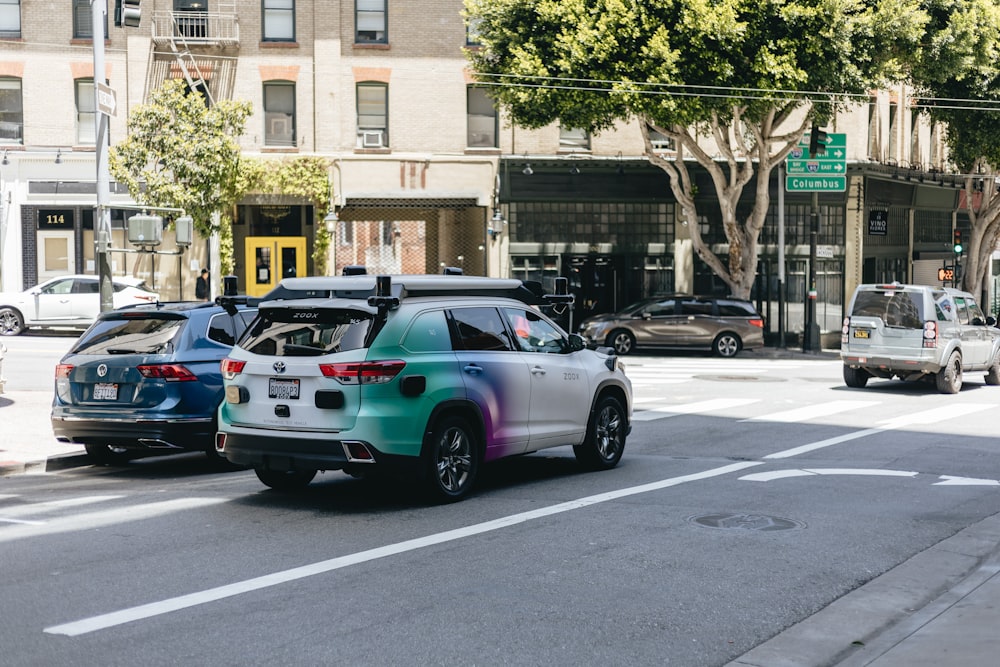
239 308 373 356
850 290 924 328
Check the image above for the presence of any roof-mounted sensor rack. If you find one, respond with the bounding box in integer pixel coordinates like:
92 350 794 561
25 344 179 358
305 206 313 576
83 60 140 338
368 275 401 311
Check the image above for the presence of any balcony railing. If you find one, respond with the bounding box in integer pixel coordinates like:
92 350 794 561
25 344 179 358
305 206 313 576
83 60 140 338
151 11 239 47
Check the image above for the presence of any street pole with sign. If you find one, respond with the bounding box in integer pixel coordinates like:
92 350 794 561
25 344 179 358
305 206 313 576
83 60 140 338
93 0 114 312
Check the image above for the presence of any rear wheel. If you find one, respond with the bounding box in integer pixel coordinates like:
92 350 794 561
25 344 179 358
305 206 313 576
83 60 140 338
85 444 133 466
424 415 479 503
574 395 627 471
607 329 635 355
935 352 963 394
254 467 317 491
843 365 870 389
712 333 742 358
986 353 1000 386
0 307 24 336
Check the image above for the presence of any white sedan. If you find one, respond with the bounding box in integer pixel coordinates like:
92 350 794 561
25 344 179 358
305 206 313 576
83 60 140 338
0 274 159 336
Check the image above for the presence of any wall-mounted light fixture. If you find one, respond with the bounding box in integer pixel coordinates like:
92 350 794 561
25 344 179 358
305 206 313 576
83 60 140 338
616 151 625 175
522 163 533 176
1 150 7 166
55 149 62 164
488 208 505 241
569 164 580 175
323 209 339 234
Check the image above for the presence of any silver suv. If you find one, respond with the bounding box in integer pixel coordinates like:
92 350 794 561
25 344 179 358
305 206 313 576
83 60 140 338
841 283 1000 393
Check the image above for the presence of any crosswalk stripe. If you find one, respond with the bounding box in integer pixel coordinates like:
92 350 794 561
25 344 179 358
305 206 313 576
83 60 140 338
742 400 877 423
632 398 760 421
0 495 123 520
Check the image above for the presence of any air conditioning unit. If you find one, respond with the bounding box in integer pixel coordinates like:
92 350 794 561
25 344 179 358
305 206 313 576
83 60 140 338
361 130 384 148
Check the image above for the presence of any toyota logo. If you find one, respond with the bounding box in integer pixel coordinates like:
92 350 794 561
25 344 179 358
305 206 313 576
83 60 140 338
273 361 286 374
97 364 108 378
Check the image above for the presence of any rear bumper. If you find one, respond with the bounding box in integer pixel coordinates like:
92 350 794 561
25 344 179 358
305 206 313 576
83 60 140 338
841 353 942 376
51 414 215 451
219 430 422 474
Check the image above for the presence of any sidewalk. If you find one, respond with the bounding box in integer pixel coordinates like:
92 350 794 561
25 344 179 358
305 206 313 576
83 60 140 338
0 389 90 475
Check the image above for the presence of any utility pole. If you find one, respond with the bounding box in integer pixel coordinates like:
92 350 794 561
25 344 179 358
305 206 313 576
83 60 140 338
93 0 113 312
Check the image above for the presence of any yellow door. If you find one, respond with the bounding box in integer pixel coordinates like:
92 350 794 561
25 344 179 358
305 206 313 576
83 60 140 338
245 237 307 297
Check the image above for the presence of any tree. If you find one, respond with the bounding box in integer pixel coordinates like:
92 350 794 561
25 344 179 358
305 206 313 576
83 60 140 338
465 0 927 298
109 79 253 273
909 0 1000 299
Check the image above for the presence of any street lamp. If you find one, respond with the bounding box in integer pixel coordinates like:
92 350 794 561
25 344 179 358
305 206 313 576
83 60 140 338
323 209 338 276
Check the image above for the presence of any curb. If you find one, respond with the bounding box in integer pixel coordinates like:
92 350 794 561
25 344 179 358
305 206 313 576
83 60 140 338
0 452 92 477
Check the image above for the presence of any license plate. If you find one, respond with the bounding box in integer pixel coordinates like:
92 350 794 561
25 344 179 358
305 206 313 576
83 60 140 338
268 378 300 400
93 383 118 400
853 329 870 339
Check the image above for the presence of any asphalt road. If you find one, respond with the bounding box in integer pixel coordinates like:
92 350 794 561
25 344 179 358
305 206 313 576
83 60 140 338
3 339 1000 666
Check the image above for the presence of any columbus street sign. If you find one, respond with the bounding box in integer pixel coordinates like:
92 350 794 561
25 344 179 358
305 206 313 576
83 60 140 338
785 132 846 192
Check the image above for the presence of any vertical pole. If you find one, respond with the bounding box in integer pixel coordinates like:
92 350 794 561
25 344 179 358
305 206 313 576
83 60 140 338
777 162 786 348
806 191 821 352
93 0 113 312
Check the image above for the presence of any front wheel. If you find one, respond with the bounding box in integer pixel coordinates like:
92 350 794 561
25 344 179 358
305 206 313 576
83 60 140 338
85 443 133 466
254 467 317 491
607 329 635 355
712 333 742 358
935 352 963 394
424 415 479 503
985 353 1000 386
0 307 24 336
574 395 627 471
843 365 870 388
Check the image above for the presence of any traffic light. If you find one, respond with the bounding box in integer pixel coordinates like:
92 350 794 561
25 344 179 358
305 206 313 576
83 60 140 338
953 229 963 254
808 125 828 158
115 0 141 28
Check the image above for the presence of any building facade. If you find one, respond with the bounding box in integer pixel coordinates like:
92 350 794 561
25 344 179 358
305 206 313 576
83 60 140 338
0 1 991 342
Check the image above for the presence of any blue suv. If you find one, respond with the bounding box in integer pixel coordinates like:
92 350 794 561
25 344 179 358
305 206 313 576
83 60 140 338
51 300 256 465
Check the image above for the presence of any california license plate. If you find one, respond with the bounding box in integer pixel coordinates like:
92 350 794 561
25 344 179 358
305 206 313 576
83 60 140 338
268 378 300 400
853 329 870 339
93 383 118 400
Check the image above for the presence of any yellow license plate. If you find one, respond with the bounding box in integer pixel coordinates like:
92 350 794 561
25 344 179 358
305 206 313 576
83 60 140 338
853 329 870 339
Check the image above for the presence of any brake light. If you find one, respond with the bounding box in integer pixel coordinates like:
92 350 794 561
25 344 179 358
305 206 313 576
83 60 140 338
137 364 197 381
923 320 938 348
748 318 764 328
319 360 406 385
221 358 246 379
55 364 73 378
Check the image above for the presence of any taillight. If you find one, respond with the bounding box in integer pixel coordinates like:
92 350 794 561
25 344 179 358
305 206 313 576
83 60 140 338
137 364 197 381
221 358 246 379
842 317 850 335
55 364 73 378
923 320 938 348
319 360 406 385
748 318 764 328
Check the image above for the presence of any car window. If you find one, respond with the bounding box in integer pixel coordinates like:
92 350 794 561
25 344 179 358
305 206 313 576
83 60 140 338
852 290 925 328
401 310 452 353
208 313 239 346
502 307 565 354
72 279 99 294
70 317 184 355
643 299 676 317
240 308 373 356
954 297 971 325
449 307 514 352
680 298 714 316
717 300 757 317
41 279 74 295
967 298 986 323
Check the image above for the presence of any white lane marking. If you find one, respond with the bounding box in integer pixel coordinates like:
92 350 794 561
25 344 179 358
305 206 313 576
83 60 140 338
740 468 919 482
764 403 993 459
743 400 876 423
0 498 227 545
0 495 123 521
632 398 759 422
44 460 764 637
935 476 1000 486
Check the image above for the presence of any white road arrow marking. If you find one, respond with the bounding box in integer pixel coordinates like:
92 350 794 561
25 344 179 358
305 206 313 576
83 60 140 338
934 476 1000 486
740 468 919 482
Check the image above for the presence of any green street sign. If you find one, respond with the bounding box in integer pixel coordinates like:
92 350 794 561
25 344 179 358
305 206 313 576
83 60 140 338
785 175 846 192
785 159 846 174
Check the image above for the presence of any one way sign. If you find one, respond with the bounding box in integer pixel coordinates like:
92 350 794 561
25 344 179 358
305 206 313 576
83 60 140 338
96 82 117 117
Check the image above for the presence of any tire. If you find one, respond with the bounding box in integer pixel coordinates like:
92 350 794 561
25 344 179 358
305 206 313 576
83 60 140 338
85 443 133 466
0 307 24 336
424 415 479 503
843 365 870 389
935 351 963 394
254 467 317 491
712 332 742 358
607 329 635 355
574 395 627 471
986 353 1000 386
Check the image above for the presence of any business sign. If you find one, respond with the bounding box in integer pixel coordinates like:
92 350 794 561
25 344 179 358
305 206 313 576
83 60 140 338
785 133 847 192
868 209 888 235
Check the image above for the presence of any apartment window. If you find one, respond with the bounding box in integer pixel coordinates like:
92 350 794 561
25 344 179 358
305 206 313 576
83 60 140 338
0 0 20 38
263 82 296 147
648 128 675 152
466 16 481 46
73 0 108 39
560 126 590 151
467 87 497 148
263 0 294 41
0 78 22 144
75 79 96 145
357 82 387 148
356 0 386 44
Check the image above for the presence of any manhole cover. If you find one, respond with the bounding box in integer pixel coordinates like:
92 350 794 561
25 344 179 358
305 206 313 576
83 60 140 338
692 375 786 383
687 513 805 531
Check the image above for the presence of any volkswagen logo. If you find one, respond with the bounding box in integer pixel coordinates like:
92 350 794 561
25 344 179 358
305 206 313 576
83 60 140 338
97 364 108 378
273 361 286 374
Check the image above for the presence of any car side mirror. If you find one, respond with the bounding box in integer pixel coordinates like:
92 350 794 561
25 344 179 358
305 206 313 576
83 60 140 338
987 316 997 327
641 311 651 319
973 317 986 326
567 333 586 352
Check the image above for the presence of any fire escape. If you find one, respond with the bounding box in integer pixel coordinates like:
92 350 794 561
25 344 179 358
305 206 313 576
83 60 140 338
148 2 239 105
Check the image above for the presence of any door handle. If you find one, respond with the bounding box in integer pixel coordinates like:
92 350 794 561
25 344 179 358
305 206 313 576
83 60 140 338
463 364 483 376
530 366 546 375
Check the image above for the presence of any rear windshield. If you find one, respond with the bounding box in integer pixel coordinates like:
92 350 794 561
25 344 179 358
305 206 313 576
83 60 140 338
71 317 185 355
850 290 925 328
239 308 373 356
